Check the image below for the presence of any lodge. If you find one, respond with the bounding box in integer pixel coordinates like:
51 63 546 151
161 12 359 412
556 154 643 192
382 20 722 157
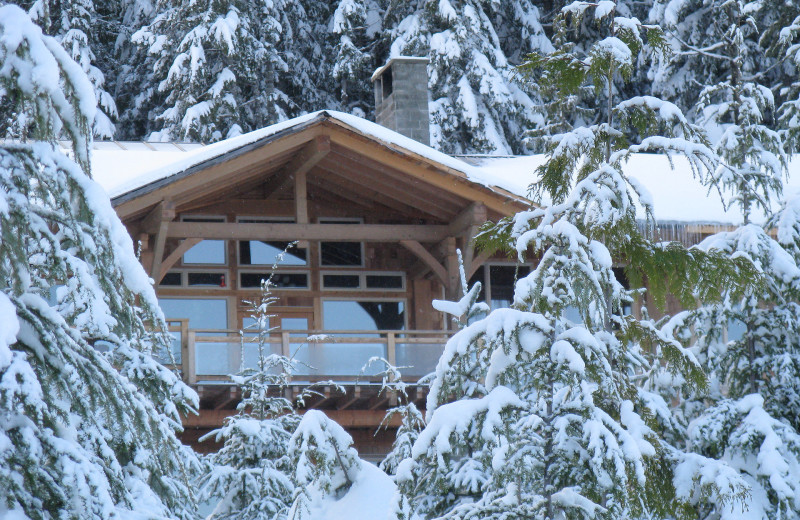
90 57 796 457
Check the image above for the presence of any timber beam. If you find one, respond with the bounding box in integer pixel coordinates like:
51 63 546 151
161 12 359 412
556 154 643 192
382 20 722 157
166 222 449 242
142 200 175 279
401 240 448 285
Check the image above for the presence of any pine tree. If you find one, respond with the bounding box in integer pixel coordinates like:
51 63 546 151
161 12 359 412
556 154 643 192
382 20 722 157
25 0 118 138
199 278 299 520
287 410 362 520
383 0 553 154
0 5 199 518
330 0 379 117
127 0 288 142
666 162 800 520
392 2 757 518
777 14 800 153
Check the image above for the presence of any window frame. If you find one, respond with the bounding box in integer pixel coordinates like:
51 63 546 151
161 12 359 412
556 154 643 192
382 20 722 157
158 268 231 289
237 269 310 290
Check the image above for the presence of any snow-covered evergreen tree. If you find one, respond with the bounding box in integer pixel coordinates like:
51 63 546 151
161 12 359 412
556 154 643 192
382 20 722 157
287 410 362 520
199 277 299 520
654 0 785 220
0 5 199 518
128 0 289 142
665 171 800 519
24 0 118 138
777 14 800 154
330 0 380 117
391 3 758 518
383 0 552 154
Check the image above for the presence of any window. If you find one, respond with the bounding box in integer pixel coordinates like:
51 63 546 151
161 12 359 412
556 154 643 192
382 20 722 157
159 298 229 329
320 272 405 291
468 264 530 310
239 271 308 289
159 298 231 375
323 300 405 331
237 217 307 266
181 216 226 265
319 218 363 267
323 274 360 289
158 270 229 289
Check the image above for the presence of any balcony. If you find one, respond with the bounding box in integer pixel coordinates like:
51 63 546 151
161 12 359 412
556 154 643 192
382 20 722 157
166 320 450 386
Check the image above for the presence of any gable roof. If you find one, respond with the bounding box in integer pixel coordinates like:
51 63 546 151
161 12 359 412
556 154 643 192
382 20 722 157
90 110 800 226
99 111 529 222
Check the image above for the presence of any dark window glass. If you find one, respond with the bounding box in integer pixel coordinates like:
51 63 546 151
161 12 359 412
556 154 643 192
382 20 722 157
160 272 182 286
187 272 226 286
612 267 632 316
468 268 486 302
489 265 530 309
366 275 403 289
323 274 360 288
239 240 307 266
321 242 362 266
240 272 308 289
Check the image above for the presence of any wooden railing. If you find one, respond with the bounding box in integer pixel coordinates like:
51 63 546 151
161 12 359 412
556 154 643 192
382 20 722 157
165 321 451 385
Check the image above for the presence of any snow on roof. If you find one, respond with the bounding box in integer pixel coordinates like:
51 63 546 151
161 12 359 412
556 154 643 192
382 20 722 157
92 110 512 202
467 154 800 225
86 110 800 225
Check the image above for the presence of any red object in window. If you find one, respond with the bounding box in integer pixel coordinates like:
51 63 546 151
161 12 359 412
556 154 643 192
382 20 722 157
220 274 226 287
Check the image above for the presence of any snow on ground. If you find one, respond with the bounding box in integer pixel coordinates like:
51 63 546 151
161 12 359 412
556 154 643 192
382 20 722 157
306 461 397 520
84 111 800 225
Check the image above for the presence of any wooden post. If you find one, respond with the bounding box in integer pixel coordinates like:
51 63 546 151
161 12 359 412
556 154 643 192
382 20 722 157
444 237 459 301
387 332 397 366
281 331 291 357
183 331 197 385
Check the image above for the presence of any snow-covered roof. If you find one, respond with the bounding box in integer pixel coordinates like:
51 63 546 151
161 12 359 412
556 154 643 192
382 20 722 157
464 155 800 225
87 110 800 226
93 110 524 204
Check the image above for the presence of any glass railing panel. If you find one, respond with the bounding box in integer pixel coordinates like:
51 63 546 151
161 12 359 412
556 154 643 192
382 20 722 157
396 341 446 377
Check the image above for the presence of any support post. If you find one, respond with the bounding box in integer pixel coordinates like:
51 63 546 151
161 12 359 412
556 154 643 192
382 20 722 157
183 331 197 385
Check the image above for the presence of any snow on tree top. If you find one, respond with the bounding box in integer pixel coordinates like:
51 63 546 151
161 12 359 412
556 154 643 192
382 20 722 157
73 110 800 225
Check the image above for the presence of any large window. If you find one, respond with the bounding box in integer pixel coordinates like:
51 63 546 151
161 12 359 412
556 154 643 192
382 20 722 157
323 300 405 331
319 218 363 267
181 216 226 265
237 217 308 266
469 264 531 310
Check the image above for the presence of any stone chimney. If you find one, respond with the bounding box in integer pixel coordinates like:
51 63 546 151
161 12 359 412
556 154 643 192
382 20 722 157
371 57 430 146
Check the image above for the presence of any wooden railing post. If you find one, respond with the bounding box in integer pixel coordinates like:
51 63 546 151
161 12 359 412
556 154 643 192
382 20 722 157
183 331 197 385
387 332 397 366
281 332 291 357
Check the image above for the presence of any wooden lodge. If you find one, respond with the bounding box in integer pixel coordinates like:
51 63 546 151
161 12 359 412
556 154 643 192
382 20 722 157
109 110 531 456
101 56 788 456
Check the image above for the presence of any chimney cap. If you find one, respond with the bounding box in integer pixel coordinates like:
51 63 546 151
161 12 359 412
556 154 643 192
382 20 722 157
371 56 430 83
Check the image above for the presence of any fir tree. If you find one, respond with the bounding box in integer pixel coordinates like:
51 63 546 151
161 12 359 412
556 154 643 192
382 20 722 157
392 2 756 518
198 277 299 520
330 0 379 117
666 158 800 520
287 410 362 520
0 5 199 518
25 0 118 138
127 0 288 142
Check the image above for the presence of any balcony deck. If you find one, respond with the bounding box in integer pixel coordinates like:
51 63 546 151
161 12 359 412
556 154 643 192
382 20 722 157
166 320 451 412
